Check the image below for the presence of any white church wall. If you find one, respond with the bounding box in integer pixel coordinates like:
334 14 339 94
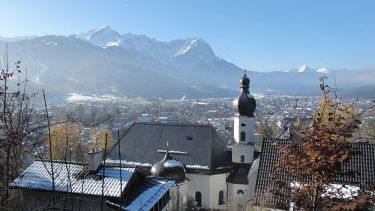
185 173 228 210
209 173 228 210
229 183 250 201
233 116 255 144
232 145 254 163
186 173 212 208
228 183 251 211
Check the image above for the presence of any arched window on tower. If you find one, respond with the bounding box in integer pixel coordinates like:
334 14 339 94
237 189 244 195
240 155 245 163
195 191 202 207
240 131 246 142
218 190 224 205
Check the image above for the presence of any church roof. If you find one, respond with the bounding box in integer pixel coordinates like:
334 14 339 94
107 122 232 174
254 138 375 208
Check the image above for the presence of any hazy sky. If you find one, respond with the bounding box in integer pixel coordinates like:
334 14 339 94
0 0 374 72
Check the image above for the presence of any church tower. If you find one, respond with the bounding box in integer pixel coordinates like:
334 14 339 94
232 71 256 164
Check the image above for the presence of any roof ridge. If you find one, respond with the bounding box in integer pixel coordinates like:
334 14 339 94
35 159 87 166
134 122 212 127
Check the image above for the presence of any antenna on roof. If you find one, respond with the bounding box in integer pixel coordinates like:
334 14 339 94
243 69 247 76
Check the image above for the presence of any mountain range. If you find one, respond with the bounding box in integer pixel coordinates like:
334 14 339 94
0 26 374 100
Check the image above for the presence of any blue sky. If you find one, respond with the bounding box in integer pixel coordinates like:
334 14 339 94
0 0 374 72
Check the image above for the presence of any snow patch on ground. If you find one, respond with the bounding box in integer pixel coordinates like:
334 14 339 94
66 93 118 102
105 39 123 47
45 41 58 46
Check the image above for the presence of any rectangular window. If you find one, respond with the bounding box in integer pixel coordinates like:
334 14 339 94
240 131 246 141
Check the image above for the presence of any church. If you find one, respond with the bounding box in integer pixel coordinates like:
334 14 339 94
106 72 260 210
10 73 259 211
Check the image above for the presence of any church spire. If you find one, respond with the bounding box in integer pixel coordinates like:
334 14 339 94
231 72 257 164
240 69 250 93
233 70 256 117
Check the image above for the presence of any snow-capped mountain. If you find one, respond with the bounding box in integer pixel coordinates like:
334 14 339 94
76 25 122 47
75 26 218 64
289 65 330 74
0 32 238 99
0 26 373 99
75 26 239 91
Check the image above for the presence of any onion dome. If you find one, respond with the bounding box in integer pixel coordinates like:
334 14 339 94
151 146 186 182
233 70 256 117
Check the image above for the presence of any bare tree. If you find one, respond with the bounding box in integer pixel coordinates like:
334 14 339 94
0 47 42 210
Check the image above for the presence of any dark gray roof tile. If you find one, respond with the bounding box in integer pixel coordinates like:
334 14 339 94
107 122 231 173
255 138 375 208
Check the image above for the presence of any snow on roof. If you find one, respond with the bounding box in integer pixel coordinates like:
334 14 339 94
157 150 188 155
125 178 175 211
322 184 360 199
185 164 209 170
106 178 175 211
164 159 184 168
11 161 135 197
106 159 152 167
290 182 373 199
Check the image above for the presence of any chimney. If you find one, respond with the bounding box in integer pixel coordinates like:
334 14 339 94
88 148 103 172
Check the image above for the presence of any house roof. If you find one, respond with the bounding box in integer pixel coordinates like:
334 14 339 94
107 122 232 173
10 160 135 197
11 160 175 210
254 138 375 208
106 177 175 211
